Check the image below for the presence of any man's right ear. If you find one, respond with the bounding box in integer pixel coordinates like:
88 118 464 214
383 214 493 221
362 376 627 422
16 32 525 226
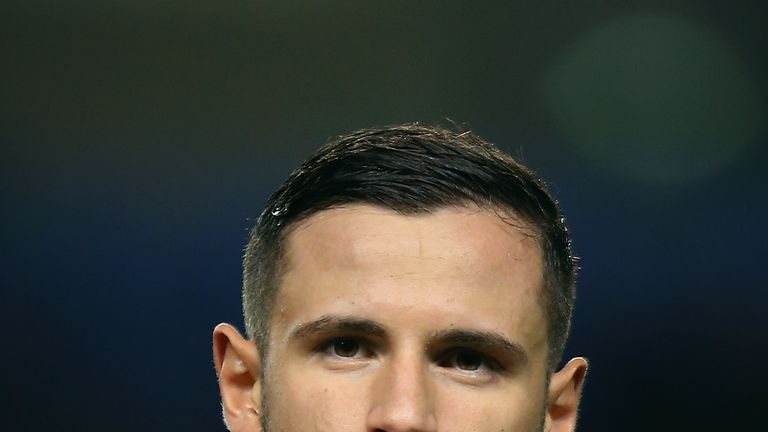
213 323 262 432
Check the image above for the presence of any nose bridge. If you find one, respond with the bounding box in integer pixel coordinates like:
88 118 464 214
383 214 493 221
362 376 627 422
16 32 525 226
367 347 437 432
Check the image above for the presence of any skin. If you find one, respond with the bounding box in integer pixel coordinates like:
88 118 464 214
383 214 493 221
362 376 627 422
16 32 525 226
214 204 587 432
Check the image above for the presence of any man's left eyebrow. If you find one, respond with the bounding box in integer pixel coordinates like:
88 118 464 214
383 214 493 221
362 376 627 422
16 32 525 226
431 329 529 365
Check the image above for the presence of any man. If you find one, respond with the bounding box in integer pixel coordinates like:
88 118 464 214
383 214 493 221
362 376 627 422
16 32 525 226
213 124 588 432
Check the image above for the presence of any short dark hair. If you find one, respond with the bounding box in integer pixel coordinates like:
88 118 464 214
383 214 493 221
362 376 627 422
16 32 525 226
243 124 577 371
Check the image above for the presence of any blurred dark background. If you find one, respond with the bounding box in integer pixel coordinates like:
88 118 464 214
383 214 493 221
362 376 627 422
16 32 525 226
2 1 766 430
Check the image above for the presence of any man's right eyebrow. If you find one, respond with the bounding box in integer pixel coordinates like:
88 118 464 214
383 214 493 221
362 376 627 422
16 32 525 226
288 315 388 340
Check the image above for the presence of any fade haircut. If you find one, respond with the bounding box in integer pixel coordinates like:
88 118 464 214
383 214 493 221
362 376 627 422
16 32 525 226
243 124 577 371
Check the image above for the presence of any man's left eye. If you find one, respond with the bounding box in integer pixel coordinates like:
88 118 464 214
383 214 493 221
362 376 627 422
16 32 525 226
454 350 484 371
440 349 499 373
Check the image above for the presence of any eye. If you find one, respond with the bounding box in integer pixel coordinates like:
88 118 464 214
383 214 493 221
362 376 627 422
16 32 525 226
332 338 360 358
318 337 374 360
439 349 500 373
455 350 484 371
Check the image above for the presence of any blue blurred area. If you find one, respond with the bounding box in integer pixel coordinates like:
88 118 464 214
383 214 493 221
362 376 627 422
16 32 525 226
2 1 766 430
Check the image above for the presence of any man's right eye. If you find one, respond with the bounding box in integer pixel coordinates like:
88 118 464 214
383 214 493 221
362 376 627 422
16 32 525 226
331 338 360 357
318 337 373 360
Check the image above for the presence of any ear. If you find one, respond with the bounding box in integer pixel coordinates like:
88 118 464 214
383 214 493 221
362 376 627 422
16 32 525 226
213 323 262 432
543 357 588 432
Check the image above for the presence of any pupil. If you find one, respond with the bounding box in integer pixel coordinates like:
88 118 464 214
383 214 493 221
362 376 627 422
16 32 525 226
456 352 481 370
334 339 359 357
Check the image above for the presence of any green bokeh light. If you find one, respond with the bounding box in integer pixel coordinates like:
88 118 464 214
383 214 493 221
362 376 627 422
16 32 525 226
543 14 763 186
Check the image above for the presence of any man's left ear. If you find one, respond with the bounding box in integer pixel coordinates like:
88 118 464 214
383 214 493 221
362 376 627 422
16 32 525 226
544 357 588 432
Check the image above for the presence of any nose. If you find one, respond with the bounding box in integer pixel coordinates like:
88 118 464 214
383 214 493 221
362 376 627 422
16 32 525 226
366 352 438 432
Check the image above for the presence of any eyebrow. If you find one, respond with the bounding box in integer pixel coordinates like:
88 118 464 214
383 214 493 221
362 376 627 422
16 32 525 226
431 329 529 365
287 314 528 365
289 315 388 340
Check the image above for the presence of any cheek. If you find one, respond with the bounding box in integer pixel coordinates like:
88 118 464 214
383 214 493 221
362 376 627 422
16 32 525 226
265 366 370 431
437 383 546 431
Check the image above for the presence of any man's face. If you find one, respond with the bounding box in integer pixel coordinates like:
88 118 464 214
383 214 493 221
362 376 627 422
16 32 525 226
261 204 551 431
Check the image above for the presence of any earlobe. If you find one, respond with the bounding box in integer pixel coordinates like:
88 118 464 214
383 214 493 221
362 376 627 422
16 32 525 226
213 323 263 432
544 357 588 432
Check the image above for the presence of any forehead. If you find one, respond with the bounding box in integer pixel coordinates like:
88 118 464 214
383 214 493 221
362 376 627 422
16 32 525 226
285 204 539 270
275 204 547 353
